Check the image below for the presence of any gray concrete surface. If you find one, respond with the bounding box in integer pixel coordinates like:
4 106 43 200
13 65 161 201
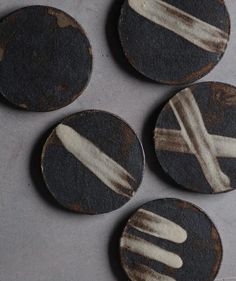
0 1 236 280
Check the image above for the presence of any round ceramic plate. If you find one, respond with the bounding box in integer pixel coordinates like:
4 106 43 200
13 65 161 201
41 110 145 214
155 82 236 194
0 6 92 111
120 198 222 281
119 0 230 84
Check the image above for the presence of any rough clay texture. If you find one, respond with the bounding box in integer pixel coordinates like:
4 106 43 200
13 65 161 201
0 1 236 281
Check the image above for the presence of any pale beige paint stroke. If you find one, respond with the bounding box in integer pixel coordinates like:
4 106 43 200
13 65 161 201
169 88 231 193
128 0 228 53
121 233 183 269
155 128 236 158
56 124 135 198
130 208 187 243
155 128 190 154
124 263 175 281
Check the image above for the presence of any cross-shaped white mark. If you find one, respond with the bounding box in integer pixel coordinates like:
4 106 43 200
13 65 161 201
155 88 233 193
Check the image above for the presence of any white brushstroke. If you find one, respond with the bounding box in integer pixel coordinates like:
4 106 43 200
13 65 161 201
121 234 183 269
155 128 236 158
130 208 187 243
124 263 175 281
154 128 190 153
169 88 231 193
56 124 135 198
128 0 228 53
213 135 236 158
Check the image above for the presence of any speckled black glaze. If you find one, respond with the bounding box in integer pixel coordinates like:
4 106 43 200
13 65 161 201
41 110 145 214
155 82 236 194
0 6 92 111
120 198 222 281
119 0 230 85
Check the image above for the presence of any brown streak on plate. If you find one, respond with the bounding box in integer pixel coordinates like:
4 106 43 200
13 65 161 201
211 226 223 279
201 37 228 55
160 62 215 85
68 203 82 212
68 205 97 215
111 180 135 198
212 83 236 107
68 203 97 214
43 132 61 151
0 46 4 61
130 212 155 234
163 5 195 27
176 200 196 210
2 10 20 25
120 122 136 157
161 103 172 113
0 40 9 62
56 84 69 92
48 8 79 29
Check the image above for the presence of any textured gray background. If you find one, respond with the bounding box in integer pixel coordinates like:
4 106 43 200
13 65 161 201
0 1 236 281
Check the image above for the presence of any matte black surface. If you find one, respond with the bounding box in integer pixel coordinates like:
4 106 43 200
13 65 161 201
41 110 145 214
0 6 92 111
119 0 230 85
120 198 222 281
155 82 236 194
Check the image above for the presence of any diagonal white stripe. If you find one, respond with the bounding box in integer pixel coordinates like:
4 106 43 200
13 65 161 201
128 0 229 53
123 263 175 281
130 208 187 243
169 88 231 193
121 233 183 269
56 124 135 198
155 128 236 158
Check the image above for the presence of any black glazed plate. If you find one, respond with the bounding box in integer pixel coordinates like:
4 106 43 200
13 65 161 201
120 198 222 281
41 110 145 214
155 82 236 194
0 6 92 111
119 0 230 84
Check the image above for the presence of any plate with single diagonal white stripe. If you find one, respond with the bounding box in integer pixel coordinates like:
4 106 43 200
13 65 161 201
154 82 236 194
118 0 230 85
41 110 145 214
120 198 222 281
